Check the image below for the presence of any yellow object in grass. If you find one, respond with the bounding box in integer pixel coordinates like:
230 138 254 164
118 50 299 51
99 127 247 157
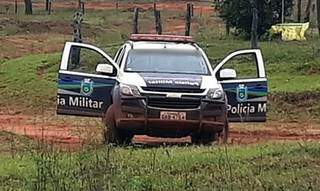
271 22 309 41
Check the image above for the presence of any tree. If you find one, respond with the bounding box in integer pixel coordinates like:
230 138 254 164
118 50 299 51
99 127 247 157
215 0 293 38
297 0 302 22
24 0 33 15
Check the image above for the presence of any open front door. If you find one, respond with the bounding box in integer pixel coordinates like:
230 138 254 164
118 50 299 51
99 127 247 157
57 42 119 117
213 49 268 122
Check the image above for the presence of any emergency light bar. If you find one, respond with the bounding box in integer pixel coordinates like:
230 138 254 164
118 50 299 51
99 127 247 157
130 34 194 43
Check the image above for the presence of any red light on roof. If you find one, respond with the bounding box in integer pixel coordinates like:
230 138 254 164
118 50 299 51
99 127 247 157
130 34 194 43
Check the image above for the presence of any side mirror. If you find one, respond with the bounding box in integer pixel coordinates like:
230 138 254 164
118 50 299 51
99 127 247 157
219 68 237 80
96 64 114 75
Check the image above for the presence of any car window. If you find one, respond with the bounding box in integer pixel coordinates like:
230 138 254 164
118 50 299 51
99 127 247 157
125 49 209 75
67 46 113 74
218 53 259 79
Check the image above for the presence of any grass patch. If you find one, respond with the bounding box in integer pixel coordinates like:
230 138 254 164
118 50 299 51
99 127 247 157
0 142 319 190
0 54 60 110
1 7 319 119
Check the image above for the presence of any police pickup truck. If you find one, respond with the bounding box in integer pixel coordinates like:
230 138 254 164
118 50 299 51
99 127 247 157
56 34 267 145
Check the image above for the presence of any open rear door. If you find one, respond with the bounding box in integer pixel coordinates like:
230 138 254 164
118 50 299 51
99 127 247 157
57 42 119 117
213 49 268 122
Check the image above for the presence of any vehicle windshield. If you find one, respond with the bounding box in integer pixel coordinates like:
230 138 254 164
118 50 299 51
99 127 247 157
125 49 210 75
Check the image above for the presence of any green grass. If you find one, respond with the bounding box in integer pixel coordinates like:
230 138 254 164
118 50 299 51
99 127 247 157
1 41 320 120
0 142 319 190
1 7 320 118
0 54 59 110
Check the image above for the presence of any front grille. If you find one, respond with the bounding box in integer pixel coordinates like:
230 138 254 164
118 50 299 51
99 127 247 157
142 87 205 94
147 97 201 109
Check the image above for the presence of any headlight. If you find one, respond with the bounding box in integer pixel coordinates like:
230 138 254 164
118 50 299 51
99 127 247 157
120 83 140 96
207 88 224 99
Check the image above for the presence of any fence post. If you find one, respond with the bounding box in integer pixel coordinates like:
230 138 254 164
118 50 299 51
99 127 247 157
81 2 85 14
316 0 320 36
185 3 192 36
45 0 49 11
71 12 83 69
48 0 52 15
155 10 162 34
15 0 18 14
133 8 139 34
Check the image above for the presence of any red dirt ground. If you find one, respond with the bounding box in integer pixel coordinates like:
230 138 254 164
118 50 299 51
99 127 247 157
0 34 69 59
0 1 215 15
1 114 319 149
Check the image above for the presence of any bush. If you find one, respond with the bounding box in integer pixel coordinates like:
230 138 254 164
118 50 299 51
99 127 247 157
214 0 294 38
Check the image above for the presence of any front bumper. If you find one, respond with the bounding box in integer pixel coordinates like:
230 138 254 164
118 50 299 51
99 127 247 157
114 95 227 137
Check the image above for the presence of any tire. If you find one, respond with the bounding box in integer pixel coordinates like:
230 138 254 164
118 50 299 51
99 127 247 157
103 105 133 145
191 132 217 145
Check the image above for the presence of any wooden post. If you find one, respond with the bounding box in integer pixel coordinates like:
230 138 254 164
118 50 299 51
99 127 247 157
81 2 85 14
116 2 118 10
14 0 18 14
45 0 49 11
71 12 83 69
133 8 139 34
24 0 33 15
226 23 230 36
191 4 194 17
155 10 162 34
153 2 162 34
153 2 157 13
48 1 52 15
251 0 258 49
317 0 320 36
185 3 192 36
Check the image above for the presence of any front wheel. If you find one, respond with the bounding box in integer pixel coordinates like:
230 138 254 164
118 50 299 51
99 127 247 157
103 105 133 145
218 120 229 144
191 132 217 145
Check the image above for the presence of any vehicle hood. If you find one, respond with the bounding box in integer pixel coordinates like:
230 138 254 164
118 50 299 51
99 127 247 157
119 72 220 90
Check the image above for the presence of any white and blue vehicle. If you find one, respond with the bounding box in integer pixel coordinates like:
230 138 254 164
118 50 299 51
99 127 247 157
56 34 268 145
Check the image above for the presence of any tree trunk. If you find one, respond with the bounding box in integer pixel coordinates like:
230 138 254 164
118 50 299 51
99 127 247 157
251 0 258 49
24 0 33 15
297 0 302 22
304 0 311 22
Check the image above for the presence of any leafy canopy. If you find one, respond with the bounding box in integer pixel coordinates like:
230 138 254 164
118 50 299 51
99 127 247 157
215 0 294 38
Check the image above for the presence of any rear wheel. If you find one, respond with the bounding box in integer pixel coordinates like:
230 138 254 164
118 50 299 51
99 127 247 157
103 105 133 145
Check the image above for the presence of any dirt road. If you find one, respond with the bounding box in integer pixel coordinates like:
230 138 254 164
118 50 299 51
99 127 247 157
1 114 319 149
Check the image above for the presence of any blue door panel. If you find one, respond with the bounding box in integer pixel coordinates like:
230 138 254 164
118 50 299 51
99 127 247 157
57 73 116 117
222 80 268 122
